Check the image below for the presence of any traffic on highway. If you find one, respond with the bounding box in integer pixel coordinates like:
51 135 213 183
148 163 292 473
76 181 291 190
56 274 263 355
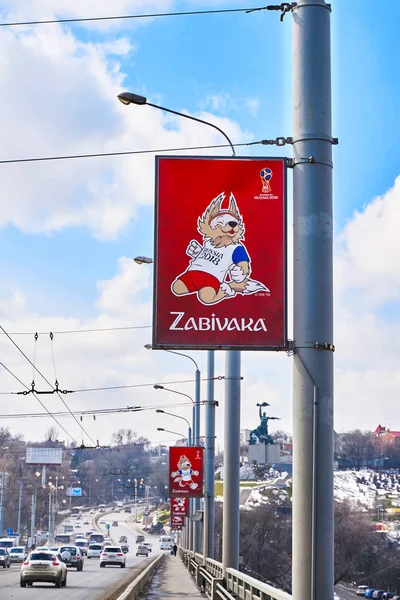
0 505 169 600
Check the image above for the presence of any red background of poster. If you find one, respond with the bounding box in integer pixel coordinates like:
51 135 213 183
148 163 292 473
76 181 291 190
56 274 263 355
171 497 189 516
169 446 203 498
153 156 286 349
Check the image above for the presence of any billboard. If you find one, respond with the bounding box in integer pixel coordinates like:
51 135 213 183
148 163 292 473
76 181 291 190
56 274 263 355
153 156 287 350
66 487 82 497
171 497 189 517
26 447 63 465
170 515 184 530
169 446 203 498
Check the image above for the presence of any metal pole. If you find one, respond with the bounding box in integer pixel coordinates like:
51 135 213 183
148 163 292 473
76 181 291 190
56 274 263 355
222 351 241 573
30 490 37 544
0 473 5 536
292 2 334 600
193 368 201 553
203 350 216 561
17 479 23 536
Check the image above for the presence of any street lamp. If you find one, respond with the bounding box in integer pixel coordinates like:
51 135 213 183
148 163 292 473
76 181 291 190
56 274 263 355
117 92 235 156
157 427 187 443
133 256 153 265
156 409 192 447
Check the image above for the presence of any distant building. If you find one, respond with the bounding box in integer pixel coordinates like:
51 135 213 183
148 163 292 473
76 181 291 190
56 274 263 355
240 429 252 446
372 425 400 452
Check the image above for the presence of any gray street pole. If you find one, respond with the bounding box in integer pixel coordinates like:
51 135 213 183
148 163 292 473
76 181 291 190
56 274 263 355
0 472 4 536
193 367 201 553
17 479 23 536
222 351 241 573
30 490 37 544
292 2 334 600
203 350 216 561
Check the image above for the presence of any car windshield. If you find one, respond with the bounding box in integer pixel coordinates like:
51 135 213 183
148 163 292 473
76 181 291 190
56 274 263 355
105 547 121 553
76 541 86 546
59 546 77 555
30 553 56 561
10 548 23 553
0 549 7 555
89 544 102 550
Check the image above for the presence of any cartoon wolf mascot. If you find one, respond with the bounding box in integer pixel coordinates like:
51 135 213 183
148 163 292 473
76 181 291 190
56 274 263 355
171 192 269 305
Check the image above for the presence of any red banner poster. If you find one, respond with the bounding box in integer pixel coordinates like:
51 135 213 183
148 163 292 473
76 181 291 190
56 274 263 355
170 515 184 530
169 446 203 498
153 156 287 350
171 497 189 517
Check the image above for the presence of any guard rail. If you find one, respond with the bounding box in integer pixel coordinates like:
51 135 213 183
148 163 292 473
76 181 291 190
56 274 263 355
179 549 292 600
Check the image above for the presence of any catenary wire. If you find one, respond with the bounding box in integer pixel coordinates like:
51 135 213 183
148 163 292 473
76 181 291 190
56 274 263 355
0 325 151 335
0 326 111 463
0 141 262 165
0 6 268 28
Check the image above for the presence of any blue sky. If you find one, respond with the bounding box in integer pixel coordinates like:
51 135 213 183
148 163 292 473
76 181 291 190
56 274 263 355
0 0 399 445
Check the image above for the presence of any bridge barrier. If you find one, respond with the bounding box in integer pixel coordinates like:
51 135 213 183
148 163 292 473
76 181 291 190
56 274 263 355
179 549 292 600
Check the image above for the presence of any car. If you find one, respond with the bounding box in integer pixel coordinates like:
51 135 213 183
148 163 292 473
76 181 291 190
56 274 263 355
357 586 369 596
58 545 84 571
372 592 386 599
103 538 113 546
142 542 152 553
121 544 129 554
0 548 11 568
124 507 131 513
87 543 103 559
75 524 81 529
9 546 27 564
365 590 376 598
75 540 89 556
135 535 145 544
75 533 85 539
20 550 67 588
83 521 90 525
90 510 95 515
382 594 396 600
100 546 126 568
119 536 128 543
99 520 106 524
136 545 149 557
112 521 118 527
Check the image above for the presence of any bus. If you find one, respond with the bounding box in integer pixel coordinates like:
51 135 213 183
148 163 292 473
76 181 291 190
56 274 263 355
88 533 104 545
54 534 72 545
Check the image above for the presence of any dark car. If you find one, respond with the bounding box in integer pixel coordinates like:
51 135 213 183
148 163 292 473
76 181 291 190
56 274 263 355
58 546 84 571
121 544 129 554
124 507 131 513
112 521 118 527
372 592 386 599
382 594 395 600
0 548 10 569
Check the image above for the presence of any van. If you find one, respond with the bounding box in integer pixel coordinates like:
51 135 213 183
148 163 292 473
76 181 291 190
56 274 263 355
159 536 173 551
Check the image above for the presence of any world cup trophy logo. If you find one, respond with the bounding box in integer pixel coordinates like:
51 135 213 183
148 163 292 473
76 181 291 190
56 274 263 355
260 167 273 194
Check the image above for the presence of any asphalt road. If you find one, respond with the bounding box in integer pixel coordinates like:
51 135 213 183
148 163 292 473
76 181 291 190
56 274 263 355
0 509 163 600
335 583 359 600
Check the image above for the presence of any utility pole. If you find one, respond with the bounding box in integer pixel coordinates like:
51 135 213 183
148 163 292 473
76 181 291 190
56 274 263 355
222 351 241 573
292 2 334 600
30 490 37 545
0 472 5 536
193 367 201 553
203 350 216 561
17 479 23 537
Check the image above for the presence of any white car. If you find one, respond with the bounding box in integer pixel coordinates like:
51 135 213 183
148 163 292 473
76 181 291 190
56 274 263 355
87 543 102 559
20 550 67 588
9 547 27 563
356 586 369 596
100 546 126 568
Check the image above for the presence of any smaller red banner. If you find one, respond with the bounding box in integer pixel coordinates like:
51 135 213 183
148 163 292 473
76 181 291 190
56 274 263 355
169 446 203 498
171 497 189 517
171 514 185 530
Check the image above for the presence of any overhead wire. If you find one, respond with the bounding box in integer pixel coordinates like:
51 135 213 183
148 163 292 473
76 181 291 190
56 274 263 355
0 326 112 466
0 140 262 166
0 325 151 335
0 6 268 28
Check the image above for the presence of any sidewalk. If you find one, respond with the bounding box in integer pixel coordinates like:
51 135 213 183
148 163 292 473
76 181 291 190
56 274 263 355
139 553 204 599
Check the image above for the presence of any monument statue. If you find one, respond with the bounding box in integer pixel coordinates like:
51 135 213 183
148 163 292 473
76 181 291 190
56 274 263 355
249 402 280 445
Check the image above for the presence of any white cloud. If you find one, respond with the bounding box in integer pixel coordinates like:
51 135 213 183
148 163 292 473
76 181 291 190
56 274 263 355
244 97 260 117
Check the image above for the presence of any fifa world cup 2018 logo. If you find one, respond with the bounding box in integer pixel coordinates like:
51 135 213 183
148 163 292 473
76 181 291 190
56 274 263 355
260 167 273 193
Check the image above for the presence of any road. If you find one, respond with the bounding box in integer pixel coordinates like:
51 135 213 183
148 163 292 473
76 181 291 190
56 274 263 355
0 509 163 600
335 583 359 600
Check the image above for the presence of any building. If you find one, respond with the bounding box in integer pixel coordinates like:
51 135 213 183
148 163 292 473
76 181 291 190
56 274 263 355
372 425 400 452
240 429 252 446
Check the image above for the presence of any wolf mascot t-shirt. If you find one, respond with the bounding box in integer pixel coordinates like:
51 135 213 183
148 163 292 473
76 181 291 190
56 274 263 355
187 240 249 285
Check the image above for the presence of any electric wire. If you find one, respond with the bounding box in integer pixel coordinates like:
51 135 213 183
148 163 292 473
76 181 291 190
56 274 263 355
0 325 151 335
0 6 267 28
0 140 262 166
0 326 111 464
